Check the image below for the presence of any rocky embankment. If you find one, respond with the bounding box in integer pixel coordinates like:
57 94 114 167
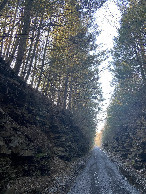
0 57 90 193
102 149 146 193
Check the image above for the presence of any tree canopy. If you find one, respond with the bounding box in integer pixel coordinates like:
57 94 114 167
102 0 146 170
0 0 106 148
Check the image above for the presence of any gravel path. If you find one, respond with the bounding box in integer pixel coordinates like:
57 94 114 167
68 147 140 194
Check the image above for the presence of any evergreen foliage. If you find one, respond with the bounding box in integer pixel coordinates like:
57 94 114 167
0 0 105 153
102 0 146 170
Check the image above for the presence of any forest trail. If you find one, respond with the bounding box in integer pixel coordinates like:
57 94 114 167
68 147 139 194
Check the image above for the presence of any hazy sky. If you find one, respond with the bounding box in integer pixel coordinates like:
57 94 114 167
95 0 121 131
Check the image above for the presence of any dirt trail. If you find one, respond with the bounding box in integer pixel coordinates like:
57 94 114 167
68 147 139 194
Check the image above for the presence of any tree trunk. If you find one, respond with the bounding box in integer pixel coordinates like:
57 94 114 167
57 75 62 106
25 16 43 82
68 73 73 110
22 14 38 79
36 33 49 90
5 0 20 60
139 38 146 83
6 26 21 65
0 16 6 56
135 42 146 84
63 73 69 109
14 0 33 74
30 53 38 87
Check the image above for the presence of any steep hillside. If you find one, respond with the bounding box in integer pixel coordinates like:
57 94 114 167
0 57 90 193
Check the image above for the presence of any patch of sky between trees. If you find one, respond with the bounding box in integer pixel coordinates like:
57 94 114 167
94 0 121 131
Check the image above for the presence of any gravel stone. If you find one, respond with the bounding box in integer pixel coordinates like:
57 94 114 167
68 147 140 194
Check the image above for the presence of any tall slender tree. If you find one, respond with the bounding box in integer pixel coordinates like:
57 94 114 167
14 0 34 74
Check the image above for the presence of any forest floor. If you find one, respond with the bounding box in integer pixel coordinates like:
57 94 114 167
68 147 143 194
